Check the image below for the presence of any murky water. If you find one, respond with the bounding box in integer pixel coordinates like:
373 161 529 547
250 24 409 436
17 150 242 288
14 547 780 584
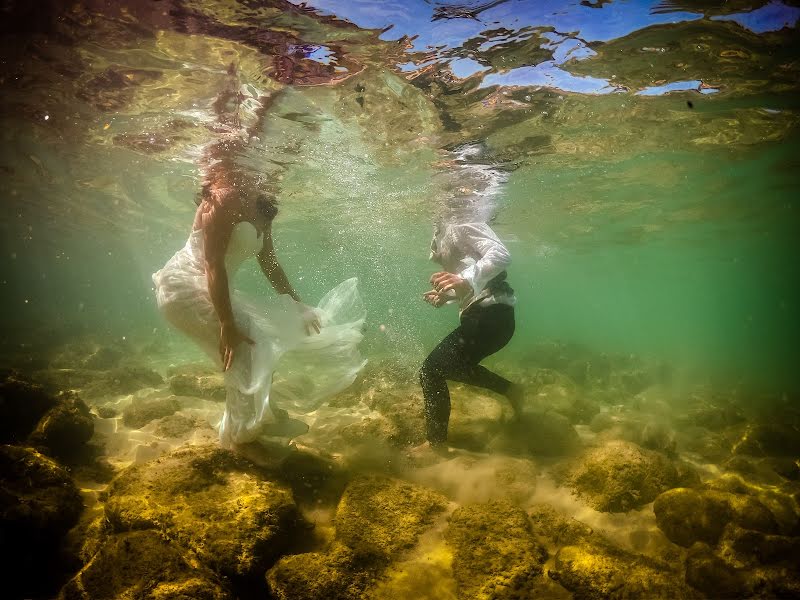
2 1 799 599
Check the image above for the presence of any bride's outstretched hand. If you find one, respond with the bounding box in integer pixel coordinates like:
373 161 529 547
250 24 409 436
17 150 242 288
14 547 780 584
302 306 321 335
219 321 254 371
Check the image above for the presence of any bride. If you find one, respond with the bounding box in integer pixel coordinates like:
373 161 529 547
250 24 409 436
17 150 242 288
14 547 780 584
153 64 366 451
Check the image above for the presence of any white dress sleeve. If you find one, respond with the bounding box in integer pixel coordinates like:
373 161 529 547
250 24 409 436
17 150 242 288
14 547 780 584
454 223 511 296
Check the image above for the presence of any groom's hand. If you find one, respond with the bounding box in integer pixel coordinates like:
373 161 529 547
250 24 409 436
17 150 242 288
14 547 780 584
422 290 447 308
430 271 472 297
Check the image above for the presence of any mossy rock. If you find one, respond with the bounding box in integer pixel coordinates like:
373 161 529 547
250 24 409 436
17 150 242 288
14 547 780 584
59 530 231 600
732 423 800 458
562 440 695 512
445 500 548 599
266 543 384 600
654 487 779 547
529 503 594 547
168 372 225 402
103 444 301 582
27 391 94 462
0 372 57 443
82 365 164 399
717 523 800 570
550 539 699 600
1 445 84 598
122 394 180 428
334 475 447 560
684 542 750 599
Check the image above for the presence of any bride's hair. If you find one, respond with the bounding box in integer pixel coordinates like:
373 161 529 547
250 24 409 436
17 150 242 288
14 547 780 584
256 194 278 220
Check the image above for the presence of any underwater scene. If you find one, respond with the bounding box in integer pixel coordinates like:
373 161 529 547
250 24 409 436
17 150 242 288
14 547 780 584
1 0 799 598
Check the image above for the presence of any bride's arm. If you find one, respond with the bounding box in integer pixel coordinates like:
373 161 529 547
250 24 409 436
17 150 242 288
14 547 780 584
202 201 254 369
257 228 321 334
257 225 302 302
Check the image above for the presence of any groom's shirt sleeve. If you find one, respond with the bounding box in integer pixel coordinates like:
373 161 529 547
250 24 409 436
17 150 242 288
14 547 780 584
455 223 511 296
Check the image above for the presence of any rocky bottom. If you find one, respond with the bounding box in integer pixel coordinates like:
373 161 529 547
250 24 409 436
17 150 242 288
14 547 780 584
1 339 799 599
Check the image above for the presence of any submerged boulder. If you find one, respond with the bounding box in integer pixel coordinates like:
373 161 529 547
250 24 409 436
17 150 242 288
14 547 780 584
103 444 301 583
27 391 94 462
445 500 548 599
550 539 699 599
653 487 780 547
168 371 225 402
334 475 447 560
1 445 84 598
0 372 57 443
684 542 750 599
121 394 180 428
82 365 164 399
561 440 696 512
266 543 383 600
732 423 800 458
59 530 231 600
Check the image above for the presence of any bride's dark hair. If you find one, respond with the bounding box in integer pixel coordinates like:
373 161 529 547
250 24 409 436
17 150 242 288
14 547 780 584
256 194 278 220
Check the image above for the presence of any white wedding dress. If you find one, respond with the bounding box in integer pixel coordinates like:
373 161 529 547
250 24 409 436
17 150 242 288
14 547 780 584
153 221 366 447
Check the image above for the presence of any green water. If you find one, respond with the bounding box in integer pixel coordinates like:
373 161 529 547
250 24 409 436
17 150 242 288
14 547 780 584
0 0 798 393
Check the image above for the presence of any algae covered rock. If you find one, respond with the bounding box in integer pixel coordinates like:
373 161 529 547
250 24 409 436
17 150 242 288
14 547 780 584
122 393 180 428
684 542 750 599
59 530 231 600
445 500 547 599
732 423 800 457
653 487 779 547
1 445 84 598
168 371 225 401
82 365 164 398
562 440 695 512
334 475 447 560
104 444 301 582
529 504 594 547
0 372 57 443
27 391 94 462
266 543 383 600
550 539 699 599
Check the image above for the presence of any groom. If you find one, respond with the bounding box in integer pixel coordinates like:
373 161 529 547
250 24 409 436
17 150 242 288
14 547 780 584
415 220 522 452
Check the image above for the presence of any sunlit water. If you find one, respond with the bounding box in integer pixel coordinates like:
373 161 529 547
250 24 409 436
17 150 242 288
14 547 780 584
2 1 800 598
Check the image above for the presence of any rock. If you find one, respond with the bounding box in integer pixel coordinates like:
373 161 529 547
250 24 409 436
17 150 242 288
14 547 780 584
705 474 800 536
81 346 124 370
447 387 506 452
680 399 746 431
732 423 800 457
82 365 164 399
684 542 750 599
122 394 180 428
27 391 94 462
266 543 383 600
1 445 84 598
278 448 349 507
168 372 225 402
59 530 231 600
445 500 548 599
96 405 118 419
550 539 699 599
103 445 301 584
528 504 594 546
717 523 800 569
153 413 203 438
0 372 57 443
561 440 694 512
334 476 447 560
493 411 581 457
654 488 780 547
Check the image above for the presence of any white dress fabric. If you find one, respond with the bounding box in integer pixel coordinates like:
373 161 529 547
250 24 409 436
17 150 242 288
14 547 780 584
153 222 366 447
